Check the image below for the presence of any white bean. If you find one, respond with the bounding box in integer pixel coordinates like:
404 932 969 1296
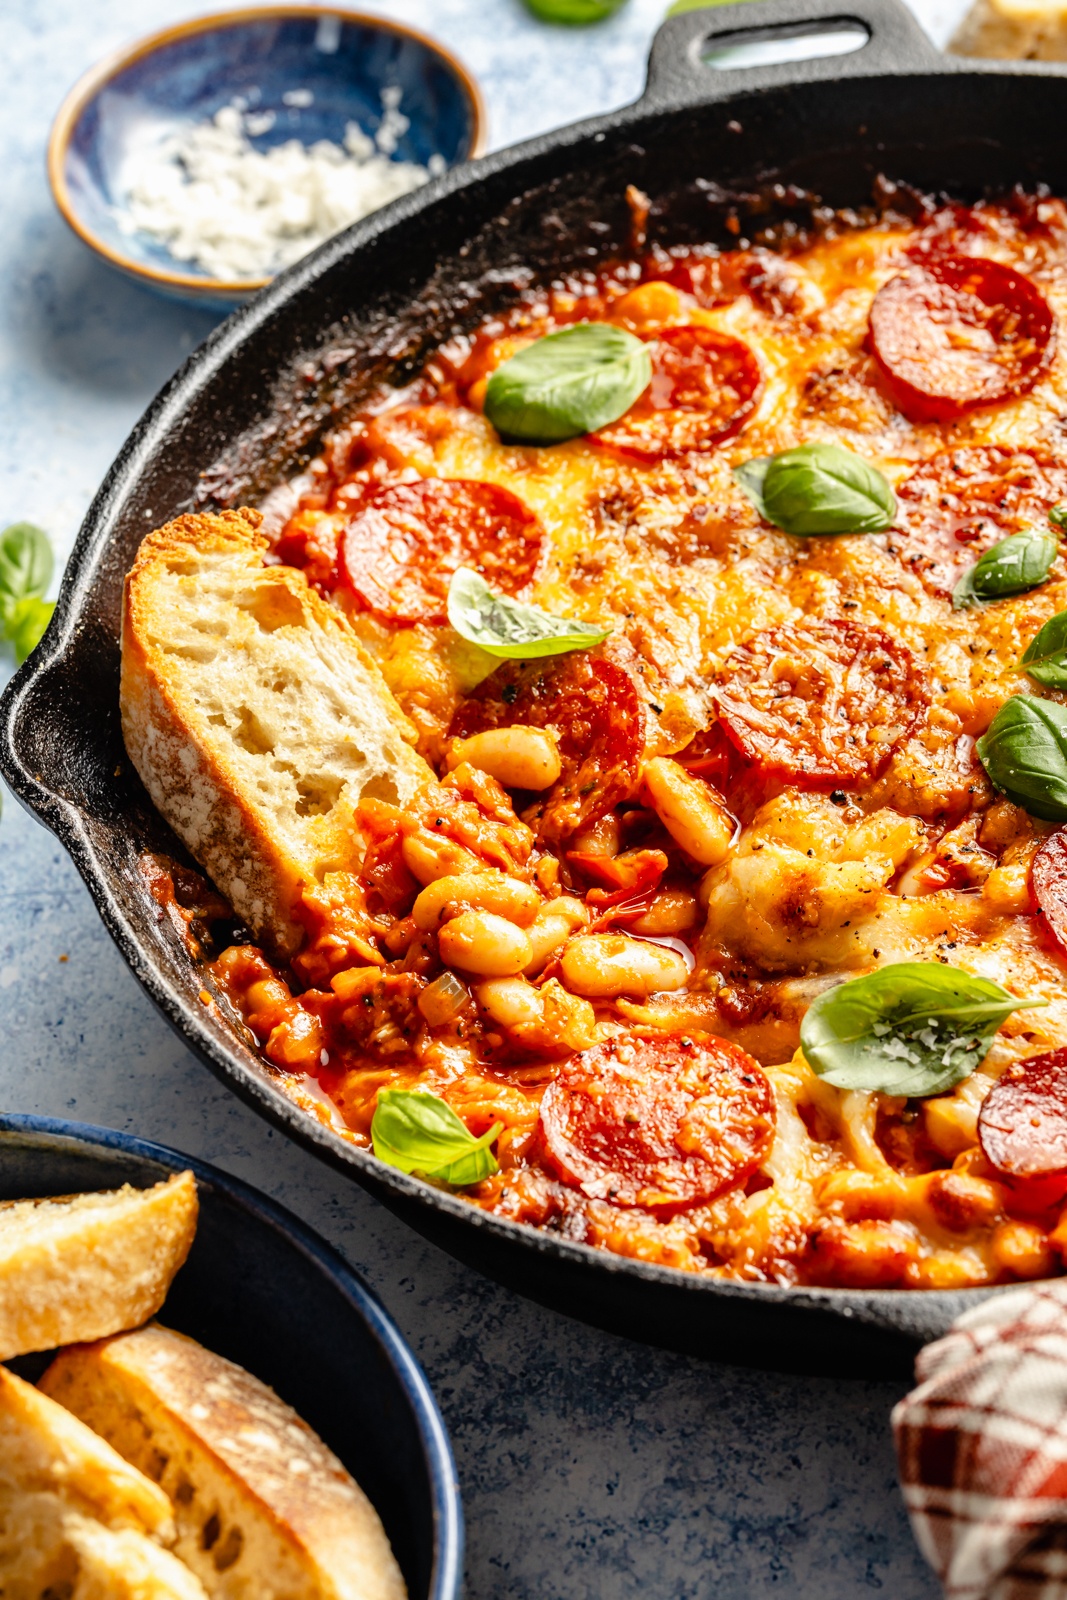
448 726 562 791
523 895 589 975
628 888 699 936
560 933 690 998
401 832 481 886
643 757 736 866
475 976 544 1028
438 911 532 977
412 872 540 931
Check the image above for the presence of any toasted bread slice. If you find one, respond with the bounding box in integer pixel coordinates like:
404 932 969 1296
120 509 433 956
41 1324 407 1600
0 1366 208 1599
0 1365 173 1534
950 0 1067 57
0 1173 197 1361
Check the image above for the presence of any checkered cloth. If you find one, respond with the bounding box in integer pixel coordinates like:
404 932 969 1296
893 1282 1067 1599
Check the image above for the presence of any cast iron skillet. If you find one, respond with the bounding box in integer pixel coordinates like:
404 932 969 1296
0 1114 462 1600
5 0 1067 1376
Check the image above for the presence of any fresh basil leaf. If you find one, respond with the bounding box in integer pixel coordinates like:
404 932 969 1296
800 962 1044 1097
1050 502 1067 530
0 522 52 605
433 1130 503 1186
484 323 652 445
1021 610 1067 688
735 443 897 534
952 528 1057 611
371 1087 501 1186
733 443 896 535
977 693 1067 820
448 567 610 659
732 457 772 511
4 596 54 663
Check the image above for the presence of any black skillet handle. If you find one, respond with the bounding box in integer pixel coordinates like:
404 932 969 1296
642 0 943 109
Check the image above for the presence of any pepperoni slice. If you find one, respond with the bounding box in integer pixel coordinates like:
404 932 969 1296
539 1034 775 1215
711 619 926 786
449 655 644 843
868 253 1055 424
978 1048 1067 1180
338 479 544 625
890 447 1067 598
1031 828 1067 957
591 326 760 462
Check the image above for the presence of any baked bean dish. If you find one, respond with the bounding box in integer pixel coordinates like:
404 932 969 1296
127 188 1067 1289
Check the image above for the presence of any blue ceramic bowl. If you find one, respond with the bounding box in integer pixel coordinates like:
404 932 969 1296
48 7 485 309
0 1114 463 1600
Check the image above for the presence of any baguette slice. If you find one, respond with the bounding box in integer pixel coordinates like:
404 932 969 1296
0 1365 209 1600
0 1364 173 1534
950 0 1067 57
120 509 433 956
41 1323 407 1600
0 1172 197 1360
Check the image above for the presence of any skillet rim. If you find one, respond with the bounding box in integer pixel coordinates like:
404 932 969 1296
8 0 1067 1367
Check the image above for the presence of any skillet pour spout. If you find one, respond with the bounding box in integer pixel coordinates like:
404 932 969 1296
7 0 1067 1375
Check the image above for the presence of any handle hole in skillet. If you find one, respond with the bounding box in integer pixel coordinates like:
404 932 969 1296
701 19 870 69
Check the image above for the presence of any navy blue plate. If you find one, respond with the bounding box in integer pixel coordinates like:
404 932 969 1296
48 7 485 308
0 1114 463 1600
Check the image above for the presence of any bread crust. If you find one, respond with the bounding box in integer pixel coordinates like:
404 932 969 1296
120 510 432 956
0 1173 197 1360
41 1324 407 1600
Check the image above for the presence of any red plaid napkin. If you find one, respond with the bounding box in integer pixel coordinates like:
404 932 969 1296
893 1282 1067 1599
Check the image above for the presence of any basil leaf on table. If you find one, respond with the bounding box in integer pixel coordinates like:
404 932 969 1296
977 694 1067 820
371 1088 502 1186
1021 610 1067 688
733 443 896 535
952 528 1057 611
800 962 1044 1097
484 323 652 445
0 522 53 605
4 596 55 663
0 521 55 664
448 567 610 658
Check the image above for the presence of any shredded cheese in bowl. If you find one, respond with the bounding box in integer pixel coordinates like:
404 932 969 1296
115 89 444 282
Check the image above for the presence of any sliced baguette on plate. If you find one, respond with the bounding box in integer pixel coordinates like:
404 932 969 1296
120 509 433 957
0 1364 207 1599
0 1172 197 1360
41 1322 407 1600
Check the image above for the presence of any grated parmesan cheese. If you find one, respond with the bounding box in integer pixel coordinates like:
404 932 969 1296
115 88 444 281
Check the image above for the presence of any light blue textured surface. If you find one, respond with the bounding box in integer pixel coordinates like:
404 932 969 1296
0 0 973 1593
